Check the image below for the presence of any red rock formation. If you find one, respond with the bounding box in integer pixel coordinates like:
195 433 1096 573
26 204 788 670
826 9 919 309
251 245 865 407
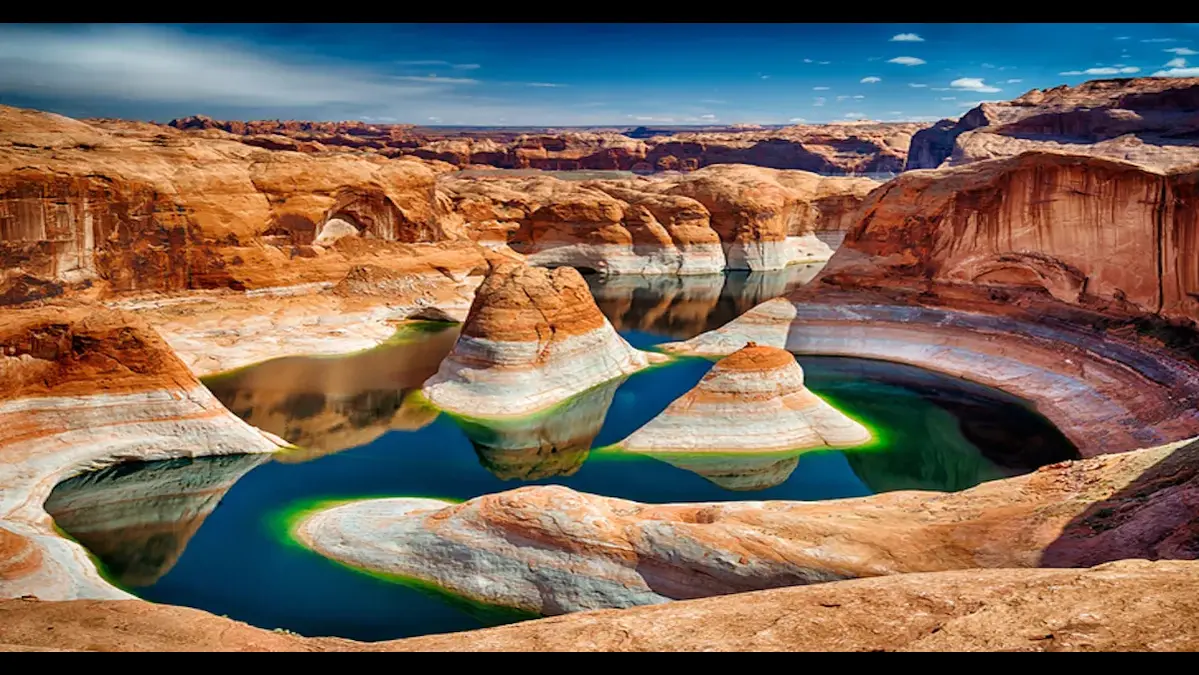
165 115 928 176
906 77 1199 171
0 105 465 298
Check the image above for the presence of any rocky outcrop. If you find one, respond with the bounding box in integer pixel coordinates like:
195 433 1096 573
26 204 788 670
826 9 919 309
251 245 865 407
440 165 878 273
906 77 1199 171
290 438 1199 618
5 558 1199 651
292 437 1199 616
166 117 929 176
0 307 282 601
0 105 466 298
619 344 870 455
421 264 663 417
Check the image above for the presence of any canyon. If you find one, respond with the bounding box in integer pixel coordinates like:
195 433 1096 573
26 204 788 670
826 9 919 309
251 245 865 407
2 75 1199 652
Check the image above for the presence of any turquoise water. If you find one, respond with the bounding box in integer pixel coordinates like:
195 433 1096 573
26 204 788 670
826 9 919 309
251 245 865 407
44 271 1078 642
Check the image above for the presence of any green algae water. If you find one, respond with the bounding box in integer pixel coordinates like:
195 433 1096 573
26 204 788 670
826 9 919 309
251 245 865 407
44 269 1078 642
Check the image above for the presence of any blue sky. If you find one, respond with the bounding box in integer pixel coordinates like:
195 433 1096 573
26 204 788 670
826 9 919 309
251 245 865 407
0 23 1197 126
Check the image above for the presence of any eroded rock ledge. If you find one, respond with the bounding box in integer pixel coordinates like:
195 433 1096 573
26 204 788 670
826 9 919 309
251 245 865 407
293 437 1199 616
0 308 282 601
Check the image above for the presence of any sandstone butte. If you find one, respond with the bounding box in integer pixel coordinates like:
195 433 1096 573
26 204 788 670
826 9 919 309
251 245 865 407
906 76 1199 172
292 436 1199 617
617 343 871 456
166 115 928 176
438 165 878 274
664 150 1199 459
421 263 665 417
0 307 283 602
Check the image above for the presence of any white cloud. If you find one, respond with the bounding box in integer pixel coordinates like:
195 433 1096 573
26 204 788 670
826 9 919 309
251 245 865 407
1154 66 1199 77
836 95 850 101
1116 36 1130 40
844 112 866 118
525 82 565 87
1166 47 1199 55
853 95 865 99
949 77 1001 93
908 83 928 88
888 56 926 66
788 117 806 122
1142 38 1179 43
812 86 830 90
887 110 903 115
701 98 727 104
1166 57 1188 68
818 61 831 65
1005 78 1023 83
428 116 442 122
700 114 717 120
1059 66 1141 75
0 24 452 108
803 58 813 63
813 97 826 106
940 96 956 100
860 76 881 83
396 76 479 84
453 63 481 70
890 33 924 42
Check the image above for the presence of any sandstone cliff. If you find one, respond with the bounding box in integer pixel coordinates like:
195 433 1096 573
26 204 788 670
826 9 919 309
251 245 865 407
906 77 1199 171
0 105 466 299
167 117 928 175
439 165 878 273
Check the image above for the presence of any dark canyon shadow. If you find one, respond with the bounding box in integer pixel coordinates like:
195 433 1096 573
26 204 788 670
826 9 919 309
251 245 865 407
1040 438 1199 568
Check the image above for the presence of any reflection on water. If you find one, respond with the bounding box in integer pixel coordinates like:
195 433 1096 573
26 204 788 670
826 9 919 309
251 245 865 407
45 454 268 587
454 377 627 480
587 265 823 340
47 287 1080 641
203 322 460 461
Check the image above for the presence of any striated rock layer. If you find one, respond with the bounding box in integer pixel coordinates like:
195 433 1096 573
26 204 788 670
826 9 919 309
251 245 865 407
421 264 663 417
440 165 878 273
0 308 282 601
666 150 1199 457
906 77 1199 171
166 117 928 175
619 344 870 455
293 437 1199 616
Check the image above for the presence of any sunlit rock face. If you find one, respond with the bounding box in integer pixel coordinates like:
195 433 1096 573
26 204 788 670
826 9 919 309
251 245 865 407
421 263 661 417
43 455 267 587
906 77 1199 172
440 165 876 274
454 377 626 480
0 307 281 601
618 344 870 455
293 437 1199 617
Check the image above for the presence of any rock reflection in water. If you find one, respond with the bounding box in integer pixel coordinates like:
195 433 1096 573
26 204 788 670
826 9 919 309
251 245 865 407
44 454 268 587
450 378 627 480
587 265 822 340
644 452 802 491
203 321 461 461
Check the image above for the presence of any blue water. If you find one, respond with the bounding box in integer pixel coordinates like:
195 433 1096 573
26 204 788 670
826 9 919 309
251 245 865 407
44 272 1078 642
